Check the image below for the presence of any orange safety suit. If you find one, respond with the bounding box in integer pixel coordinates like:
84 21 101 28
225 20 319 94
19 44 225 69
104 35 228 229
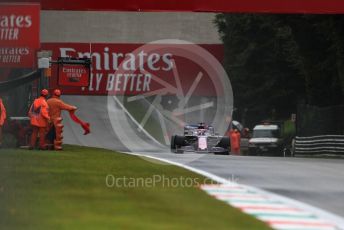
28 96 50 149
0 98 6 146
47 97 76 122
230 130 241 155
47 96 76 150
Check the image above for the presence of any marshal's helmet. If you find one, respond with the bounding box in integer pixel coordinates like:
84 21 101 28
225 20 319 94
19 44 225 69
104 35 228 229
53 89 61 97
41 89 49 97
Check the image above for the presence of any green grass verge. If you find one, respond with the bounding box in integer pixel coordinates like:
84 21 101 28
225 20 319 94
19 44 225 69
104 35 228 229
0 145 271 230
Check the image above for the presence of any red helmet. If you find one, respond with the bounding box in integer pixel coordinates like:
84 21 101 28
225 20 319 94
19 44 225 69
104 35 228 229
41 89 49 97
54 89 61 97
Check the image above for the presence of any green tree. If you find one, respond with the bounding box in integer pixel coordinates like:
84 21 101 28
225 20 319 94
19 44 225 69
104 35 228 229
215 14 344 127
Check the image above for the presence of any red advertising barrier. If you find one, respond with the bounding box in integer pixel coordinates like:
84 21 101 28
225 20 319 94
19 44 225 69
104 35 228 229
0 3 40 68
0 3 40 48
42 43 224 96
58 63 90 87
0 47 36 67
9 0 344 13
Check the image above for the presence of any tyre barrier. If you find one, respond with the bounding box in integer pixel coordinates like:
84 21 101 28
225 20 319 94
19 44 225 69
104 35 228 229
294 135 344 155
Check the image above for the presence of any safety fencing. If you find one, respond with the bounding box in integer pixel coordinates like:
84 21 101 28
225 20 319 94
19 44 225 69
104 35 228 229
294 135 344 155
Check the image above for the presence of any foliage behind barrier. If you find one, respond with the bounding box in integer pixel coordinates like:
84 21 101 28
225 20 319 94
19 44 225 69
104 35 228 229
296 104 344 137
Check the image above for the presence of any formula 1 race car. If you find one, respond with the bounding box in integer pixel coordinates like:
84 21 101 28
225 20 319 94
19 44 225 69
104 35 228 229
170 123 230 154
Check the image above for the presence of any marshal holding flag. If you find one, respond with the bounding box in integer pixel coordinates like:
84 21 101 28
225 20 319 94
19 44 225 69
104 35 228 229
47 89 90 150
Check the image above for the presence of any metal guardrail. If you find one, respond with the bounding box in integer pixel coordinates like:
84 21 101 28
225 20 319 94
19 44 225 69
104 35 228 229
294 135 344 155
10 117 30 121
0 70 40 93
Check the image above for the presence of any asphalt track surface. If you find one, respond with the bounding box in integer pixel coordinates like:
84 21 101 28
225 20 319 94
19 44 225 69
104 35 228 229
62 96 344 218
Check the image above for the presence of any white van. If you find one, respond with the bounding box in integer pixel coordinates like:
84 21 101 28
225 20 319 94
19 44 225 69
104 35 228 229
248 124 284 155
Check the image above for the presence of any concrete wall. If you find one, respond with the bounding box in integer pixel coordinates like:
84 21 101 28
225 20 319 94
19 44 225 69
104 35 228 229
40 11 221 44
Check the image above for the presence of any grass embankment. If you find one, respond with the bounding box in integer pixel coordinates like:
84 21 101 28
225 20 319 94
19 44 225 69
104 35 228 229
0 145 270 230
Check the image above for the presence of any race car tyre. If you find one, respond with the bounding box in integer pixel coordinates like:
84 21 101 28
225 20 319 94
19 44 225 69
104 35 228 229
170 135 185 154
174 135 186 146
214 151 230 155
170 135 177 152
216 137 230 155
